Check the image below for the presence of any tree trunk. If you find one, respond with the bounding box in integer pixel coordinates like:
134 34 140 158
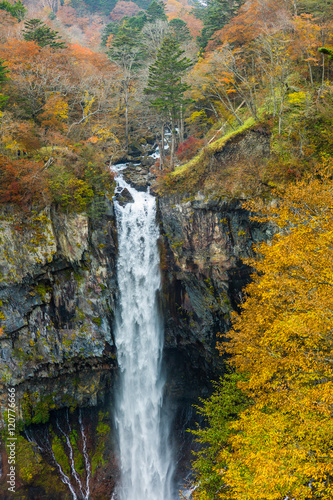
157 123 165 169
179 105 184 144
308 61 314 87
124 81 129 152
170 115 177 170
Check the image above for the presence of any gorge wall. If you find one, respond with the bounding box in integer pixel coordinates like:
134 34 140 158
0 129 272 498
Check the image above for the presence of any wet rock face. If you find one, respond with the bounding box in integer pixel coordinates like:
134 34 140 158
0 126 272 496
0 200 120 498
157 128 272 392
0 199 118 424
113 187 134 206
158 192 273 476
122 164 155 191
158 192 273 393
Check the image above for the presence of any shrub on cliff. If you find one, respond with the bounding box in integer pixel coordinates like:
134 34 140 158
176 136 204 163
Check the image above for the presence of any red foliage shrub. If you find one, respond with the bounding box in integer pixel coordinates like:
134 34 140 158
176 136 204 162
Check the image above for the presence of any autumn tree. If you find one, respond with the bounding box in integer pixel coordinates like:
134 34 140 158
205 0 289 50
108 23 143 150
254 31 293 133
140 19 169 58
290 14 322 87
109 1 141 21
188 52 244 128
192 161 333 500
0 155 50 210
190 44 260 124
38 92 69 131
23 19 66 49
41 0 60 13
144 36 192 168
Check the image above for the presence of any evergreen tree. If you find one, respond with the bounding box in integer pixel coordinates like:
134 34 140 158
0 0 26 21
196 0 243 49
169 18 191 44
125 11 148 32
0 59 9 109
0 59 9 85
319 47 333 60
23 19 66 49
133 0 151 9
101 21 120 46
297 0 333 19
144 36 192 168
146 0 167 23
101 12 149 46
191 372 249 500
80 0 117 14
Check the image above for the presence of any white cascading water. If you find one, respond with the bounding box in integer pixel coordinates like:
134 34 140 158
79 409 91 499
25 411 92 500
112 166 174 500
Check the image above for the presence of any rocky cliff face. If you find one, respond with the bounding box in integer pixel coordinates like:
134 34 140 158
0 201 118 418
158 129 272 405
0 200 119 498
155 130 272 479
158 193 273 475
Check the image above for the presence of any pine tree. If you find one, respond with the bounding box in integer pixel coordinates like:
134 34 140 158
319 47 333 60
144 36 192 168
169 18 192 44
146 0 167 23
23 19 66 49
0 59 9 85
0 59 9 109
196 0 243 49
0 0 26 21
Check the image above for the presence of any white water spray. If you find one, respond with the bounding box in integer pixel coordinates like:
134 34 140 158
112 166 173 500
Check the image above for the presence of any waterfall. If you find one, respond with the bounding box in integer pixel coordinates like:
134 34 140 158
56 412 85 499
112 166 174 500
25 426 78 500
79 409 91 499
24 410 92 500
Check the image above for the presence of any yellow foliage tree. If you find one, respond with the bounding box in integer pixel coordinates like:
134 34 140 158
214 161 333 499
39 93 68 131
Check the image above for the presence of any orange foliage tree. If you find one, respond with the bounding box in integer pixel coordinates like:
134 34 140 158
0 155 50 209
